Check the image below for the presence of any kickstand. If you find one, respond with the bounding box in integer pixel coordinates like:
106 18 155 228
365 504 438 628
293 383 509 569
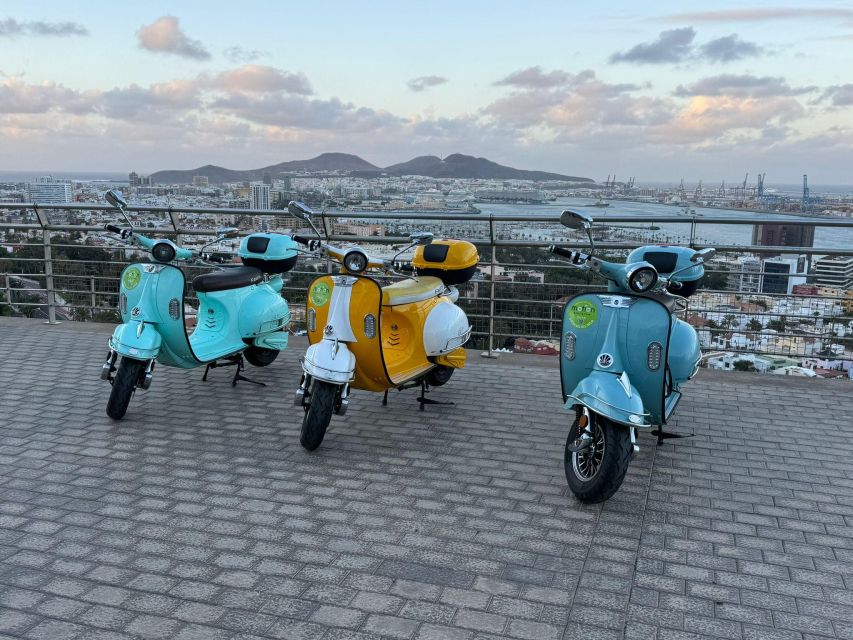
651 429 693 446
382 390 388 406
202 355 266 387
416 379 453 411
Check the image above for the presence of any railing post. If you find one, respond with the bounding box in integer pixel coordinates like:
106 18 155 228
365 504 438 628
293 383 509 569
482 215 498 358
33 204 61 325
90 276 96 312
168 207 181 247
4 273 11 312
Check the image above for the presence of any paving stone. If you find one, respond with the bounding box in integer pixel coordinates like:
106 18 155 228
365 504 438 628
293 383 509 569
1 320 852 640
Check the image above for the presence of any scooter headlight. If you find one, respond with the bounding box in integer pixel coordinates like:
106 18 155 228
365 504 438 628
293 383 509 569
152 241 177 263
628 266 658 293
343 250 368 274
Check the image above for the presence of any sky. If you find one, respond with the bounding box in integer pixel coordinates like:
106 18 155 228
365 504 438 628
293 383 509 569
1 1 852 183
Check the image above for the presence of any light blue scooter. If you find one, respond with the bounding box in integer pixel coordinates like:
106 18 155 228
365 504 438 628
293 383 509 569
549 209 715 502
100 190 297 419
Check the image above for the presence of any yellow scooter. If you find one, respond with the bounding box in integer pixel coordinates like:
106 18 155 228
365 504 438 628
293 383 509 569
287 201 478 450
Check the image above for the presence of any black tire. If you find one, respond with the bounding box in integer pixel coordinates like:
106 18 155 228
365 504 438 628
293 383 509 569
564 411 632 503
425 365 454 387
244 346 279 367
300 381 337 451
106 357 144 420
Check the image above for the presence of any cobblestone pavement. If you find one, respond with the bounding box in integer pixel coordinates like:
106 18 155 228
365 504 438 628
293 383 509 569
1 317 852 640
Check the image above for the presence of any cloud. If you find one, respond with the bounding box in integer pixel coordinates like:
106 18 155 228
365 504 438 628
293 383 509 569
137 16 210 60
407 75 448 92
0 18 88 37
699 35 763 62
674 74 816 98
494 67 573 89
820 84 853 106
223 46 266 63
610 27 696 64
0 79 91 114
211 93 403 132
662 8 853 23
210 65 312 95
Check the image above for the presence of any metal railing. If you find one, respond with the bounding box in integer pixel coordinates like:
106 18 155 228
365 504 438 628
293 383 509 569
1 201 852 365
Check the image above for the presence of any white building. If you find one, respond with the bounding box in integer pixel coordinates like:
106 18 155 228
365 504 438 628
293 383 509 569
815 255 853 290
250 183 271 210
26 178 71 204
761 256 806 295
728 257 762 293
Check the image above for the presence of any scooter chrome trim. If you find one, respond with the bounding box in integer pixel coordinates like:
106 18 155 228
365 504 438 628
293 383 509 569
565 392 652 428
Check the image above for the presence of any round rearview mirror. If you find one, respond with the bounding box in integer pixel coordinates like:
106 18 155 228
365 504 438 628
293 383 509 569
410 231 434 246
105 190 128 210
217 227 240 239
560 209 593 230
287 201 314 219
692 247 716 262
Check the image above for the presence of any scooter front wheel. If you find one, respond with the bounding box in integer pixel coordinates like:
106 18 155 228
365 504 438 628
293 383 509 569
106 357 145 420
300 381 337 451
564 411 632 503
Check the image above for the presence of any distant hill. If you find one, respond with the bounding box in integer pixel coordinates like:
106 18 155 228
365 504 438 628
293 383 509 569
378 154 592 182
150 153 378 184
150 152 592 184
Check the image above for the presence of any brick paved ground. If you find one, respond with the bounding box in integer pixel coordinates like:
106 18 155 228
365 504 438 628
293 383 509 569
0 317 852 640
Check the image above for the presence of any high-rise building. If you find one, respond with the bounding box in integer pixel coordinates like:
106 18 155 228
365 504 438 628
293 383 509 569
250 183 271 210
814 256 853 290
129 172 141 187
728 257 762 293
26 178 71 203
761 257 806 295
751 224 814 257
193 175 209 187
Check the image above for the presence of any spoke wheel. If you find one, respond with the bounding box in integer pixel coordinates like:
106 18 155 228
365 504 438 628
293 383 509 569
564 410 632 503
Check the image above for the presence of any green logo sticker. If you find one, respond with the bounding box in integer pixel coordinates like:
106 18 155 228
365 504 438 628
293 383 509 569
568 299 597 329
310 282 332 307
122 267 141 291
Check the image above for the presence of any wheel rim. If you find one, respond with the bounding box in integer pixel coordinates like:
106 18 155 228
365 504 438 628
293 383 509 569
571 420 606 481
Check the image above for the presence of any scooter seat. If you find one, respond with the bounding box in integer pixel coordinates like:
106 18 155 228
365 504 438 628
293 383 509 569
193 266 263 293
381 276 445 306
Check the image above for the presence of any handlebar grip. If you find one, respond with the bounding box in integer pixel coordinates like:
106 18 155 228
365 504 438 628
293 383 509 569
293 234 311 246
105 224 122 234
550 246 577 259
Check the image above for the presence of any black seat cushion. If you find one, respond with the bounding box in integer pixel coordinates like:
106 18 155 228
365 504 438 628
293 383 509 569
193 267 263 293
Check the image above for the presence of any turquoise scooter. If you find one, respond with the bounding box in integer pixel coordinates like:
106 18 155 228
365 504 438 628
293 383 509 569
549 209 715 502
100 190 297 419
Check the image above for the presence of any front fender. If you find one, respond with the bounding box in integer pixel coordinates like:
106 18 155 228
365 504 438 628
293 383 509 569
566 370 650 428
302 340 355 384
109 322 162 360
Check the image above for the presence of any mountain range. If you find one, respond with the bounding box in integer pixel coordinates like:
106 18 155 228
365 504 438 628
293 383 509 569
149 153 593 184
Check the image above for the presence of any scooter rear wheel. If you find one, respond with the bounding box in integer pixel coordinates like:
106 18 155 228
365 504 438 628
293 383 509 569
564 411 632 503
300 381 336 451
244 346 279 367
106 357 144 420
425 365 454 387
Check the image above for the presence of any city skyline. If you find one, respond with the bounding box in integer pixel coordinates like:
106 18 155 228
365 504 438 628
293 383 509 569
1 1 852 182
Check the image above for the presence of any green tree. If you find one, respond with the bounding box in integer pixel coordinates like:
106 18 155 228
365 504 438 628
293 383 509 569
733 359 756 372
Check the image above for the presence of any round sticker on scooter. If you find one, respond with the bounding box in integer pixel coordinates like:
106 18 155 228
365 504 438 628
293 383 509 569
122 267 141 291
568 299 597 329
310 282 332 307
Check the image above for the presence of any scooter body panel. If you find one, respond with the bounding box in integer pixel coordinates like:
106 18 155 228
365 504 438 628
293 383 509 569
668 317 701 387
307 275 389 391
112 263 198 367
305 274 470 392
560 292 672 426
